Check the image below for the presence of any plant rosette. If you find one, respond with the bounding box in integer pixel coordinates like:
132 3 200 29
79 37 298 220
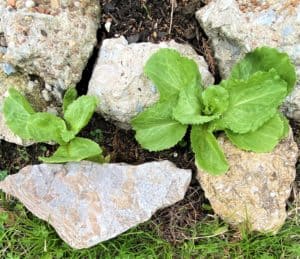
131 47 296 175
3 87 106 163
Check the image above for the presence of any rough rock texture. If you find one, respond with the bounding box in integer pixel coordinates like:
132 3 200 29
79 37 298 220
0 0 100 90
197 133 299 232
88 36 214 128
0 70 58 145
0 161 191 249
196 0 300 122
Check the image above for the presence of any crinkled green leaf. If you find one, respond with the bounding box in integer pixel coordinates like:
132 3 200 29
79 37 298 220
132 97 188 151
64 95 98 135
191 125 229 175
63 87 78 113
230 46 296 95
39 137 103 163
144 48 202 100
3 88 35 139
220 70 287 134
26 113 67 145
225 113 285 153
202 86 229 116
279 114 290 140
60 130 76 143
172 78 218 124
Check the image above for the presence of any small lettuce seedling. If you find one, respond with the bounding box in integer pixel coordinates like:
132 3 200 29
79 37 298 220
3 88 106 163
131 47 296 175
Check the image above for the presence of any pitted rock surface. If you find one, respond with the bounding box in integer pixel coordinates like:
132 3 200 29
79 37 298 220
196 0 300 122
0 0 100 90
0 161 191 249
87 36 214 128
197 133 299 232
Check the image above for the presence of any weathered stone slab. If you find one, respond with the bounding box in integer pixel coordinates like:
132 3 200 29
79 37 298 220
197 132 299 232
0 161 191 249
0 0 100 90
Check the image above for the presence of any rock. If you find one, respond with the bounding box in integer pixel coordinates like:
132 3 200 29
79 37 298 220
0 161 191 249
0 70 58 145
197 133 299 232
88 36 214 128
196 0 300 122
0 0 100 90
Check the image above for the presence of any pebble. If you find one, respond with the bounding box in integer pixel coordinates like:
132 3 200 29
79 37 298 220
2 63 16 75
41 89 51 102
25 0 35 8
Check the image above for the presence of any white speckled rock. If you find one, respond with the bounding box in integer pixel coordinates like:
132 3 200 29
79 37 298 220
0 161 191 249
196 0 300 122
0 70 57 145
197 132 299 232
88 36 214 128
0 0 100 91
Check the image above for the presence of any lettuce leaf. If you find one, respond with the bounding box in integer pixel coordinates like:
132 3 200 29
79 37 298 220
64 95 98 135
26 113 68 145
191 125 229 175
225 113 285 152
220 70 287 134
39 137 103 163
202 86 229 116
144 48 202 100
63 87 78 113
3 88 36 139
132 96 187 151
230 46 296 94
172 78 220 124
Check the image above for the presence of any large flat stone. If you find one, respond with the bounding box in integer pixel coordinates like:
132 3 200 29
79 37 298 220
0 161 191 249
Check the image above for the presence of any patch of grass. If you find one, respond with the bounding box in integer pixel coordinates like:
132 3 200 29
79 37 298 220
0 193 299 258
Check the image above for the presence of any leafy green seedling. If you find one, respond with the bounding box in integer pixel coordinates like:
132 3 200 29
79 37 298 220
131 47 296 175
3 88 106 163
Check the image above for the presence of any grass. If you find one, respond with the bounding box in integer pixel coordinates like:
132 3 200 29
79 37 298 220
0 192 299 258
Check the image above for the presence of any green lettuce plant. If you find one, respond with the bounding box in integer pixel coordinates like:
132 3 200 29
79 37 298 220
131 47 296 175
3 87 106 163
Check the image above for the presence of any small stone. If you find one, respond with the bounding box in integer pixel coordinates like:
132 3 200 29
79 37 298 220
88 36 214 128
0 161 191 249
41 89 51 102
197 132 299 232
51 0 60 9
25 0 35 8
1 63 15 75
104 18 112 33
45 83 53 91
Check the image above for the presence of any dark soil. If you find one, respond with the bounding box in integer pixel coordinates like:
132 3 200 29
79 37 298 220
1 0 299 245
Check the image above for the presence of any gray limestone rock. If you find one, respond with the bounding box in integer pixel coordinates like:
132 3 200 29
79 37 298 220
88 36 214 128
0 161 191 249
0 0 100 90
197 132 299 232
196 0 300 122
